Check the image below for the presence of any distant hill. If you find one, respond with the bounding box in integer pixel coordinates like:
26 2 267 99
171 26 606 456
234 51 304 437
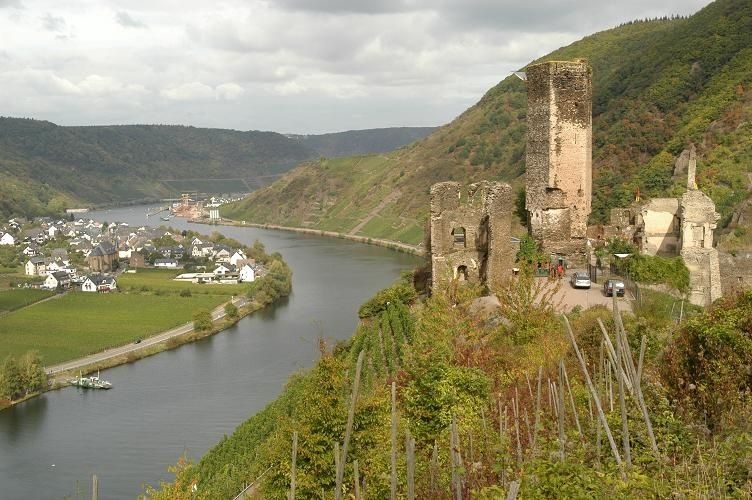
0 119 435 218
288 127 437 158
223 0 752 245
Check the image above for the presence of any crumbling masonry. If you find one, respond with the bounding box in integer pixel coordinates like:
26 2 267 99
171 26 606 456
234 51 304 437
429 181 514 293
525 60 592 256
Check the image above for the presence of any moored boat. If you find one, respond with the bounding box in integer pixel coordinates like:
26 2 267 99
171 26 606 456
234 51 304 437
70 370 112 390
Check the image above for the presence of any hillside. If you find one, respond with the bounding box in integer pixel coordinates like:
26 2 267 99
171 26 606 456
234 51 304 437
148 278 752 498
288 127 437 158
223 0 752 245
0 120 435 219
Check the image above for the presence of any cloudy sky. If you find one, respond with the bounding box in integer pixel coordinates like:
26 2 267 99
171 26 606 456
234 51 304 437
0 0 710 134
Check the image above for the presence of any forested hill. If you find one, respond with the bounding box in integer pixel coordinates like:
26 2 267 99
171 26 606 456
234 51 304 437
288 127 437 158
222 0 752 245
0 118 315 212
0 119 435 219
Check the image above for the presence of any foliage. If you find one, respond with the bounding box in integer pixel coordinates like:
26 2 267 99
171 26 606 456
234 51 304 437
0 351 46 400
661 291 752 428
618 254 690 292
192 309 213 332
245 258 293 306
224 302 238 319
357 275 416 318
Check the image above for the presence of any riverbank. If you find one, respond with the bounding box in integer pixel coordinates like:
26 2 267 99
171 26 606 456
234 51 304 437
191 218 426 257
0 296 261 411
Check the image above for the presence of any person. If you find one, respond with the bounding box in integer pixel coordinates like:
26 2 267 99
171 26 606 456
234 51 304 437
557 263 564 278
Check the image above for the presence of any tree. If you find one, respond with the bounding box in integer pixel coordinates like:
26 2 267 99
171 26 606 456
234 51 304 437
18 351 47 394
224 302 238 319
0 356 22 400
193 309 213 332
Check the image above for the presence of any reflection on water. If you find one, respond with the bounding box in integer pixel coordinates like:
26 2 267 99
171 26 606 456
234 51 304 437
0 205 420 499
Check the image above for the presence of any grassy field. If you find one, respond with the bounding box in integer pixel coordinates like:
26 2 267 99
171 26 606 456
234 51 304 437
117 269 249 296
0 289 54 313
0 292 227 364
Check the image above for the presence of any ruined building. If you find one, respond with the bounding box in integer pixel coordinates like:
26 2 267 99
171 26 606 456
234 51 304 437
525 60 592 257
602 145 722 306
429 181 514 292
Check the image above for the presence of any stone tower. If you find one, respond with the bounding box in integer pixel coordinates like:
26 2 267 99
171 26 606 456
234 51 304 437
430 181 514 293
525 60 592 256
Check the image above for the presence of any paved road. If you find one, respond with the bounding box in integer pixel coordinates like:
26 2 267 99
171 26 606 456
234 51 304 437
45 296 247 376
547 271 631 313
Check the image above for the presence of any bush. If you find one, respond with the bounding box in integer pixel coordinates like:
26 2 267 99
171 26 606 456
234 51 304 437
618 254 690 292
180 289 192 297
358 279 416 319
661 291 752 429
224 302 238 319
192 309 213 332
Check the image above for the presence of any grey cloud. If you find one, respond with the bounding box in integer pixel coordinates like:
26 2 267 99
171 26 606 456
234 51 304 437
0 0 22 8
273 0 417 14
41 13 65 32
115 11 147 29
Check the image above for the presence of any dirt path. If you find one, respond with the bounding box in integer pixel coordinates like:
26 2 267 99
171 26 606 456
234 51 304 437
348 189 402 236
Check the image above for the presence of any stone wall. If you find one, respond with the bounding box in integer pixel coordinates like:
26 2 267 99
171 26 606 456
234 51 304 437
525 60 592 256
430 181 513 293
638 198 680 256
718 251 752 296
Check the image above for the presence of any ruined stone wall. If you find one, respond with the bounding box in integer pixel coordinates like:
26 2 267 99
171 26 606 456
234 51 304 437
719 251 752 297
682 247 722 306
430 181 513 293
526 60 592 255
638 198 681 256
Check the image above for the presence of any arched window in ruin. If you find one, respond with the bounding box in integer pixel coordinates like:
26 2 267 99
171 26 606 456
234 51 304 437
456 265 468 281
452 227 466 247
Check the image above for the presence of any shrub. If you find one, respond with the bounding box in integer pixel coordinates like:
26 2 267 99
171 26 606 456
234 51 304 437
180 289 192 297
661 291 752 429
192 309 213 332
224 302 238 319
358 279 416 319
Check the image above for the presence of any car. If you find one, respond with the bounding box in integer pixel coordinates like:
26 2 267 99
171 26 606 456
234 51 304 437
570 272 591 289
603 279 625 297
134 338 142 344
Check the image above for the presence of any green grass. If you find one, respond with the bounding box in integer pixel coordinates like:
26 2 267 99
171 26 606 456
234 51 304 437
0 289 54 313
0 292 227 364
117 269 249 296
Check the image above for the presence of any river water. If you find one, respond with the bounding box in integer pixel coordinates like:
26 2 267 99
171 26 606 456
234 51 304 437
0 206 420 499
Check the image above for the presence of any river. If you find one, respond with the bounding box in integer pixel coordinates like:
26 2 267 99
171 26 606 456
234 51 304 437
0 206 420 499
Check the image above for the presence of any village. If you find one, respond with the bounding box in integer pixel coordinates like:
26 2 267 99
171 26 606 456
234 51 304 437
0 215 265 293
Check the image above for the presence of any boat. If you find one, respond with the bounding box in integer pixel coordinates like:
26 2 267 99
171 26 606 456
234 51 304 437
70 370 112 390
160 216 171 221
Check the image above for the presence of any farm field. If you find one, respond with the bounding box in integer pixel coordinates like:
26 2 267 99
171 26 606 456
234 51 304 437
0 292 226 364
0 289 54 313
117 268 250 296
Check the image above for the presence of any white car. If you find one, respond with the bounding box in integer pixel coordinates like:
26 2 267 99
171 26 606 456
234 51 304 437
570 272 592 289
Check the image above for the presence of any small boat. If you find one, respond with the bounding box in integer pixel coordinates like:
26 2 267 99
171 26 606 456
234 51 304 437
70 370 112 390
160 216 171 221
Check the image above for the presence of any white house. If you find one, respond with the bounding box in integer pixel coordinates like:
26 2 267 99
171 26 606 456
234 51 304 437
47 226 59 238
154 258 178 269
239 264 255 282
81 274 117 292
213 248 231 263
44 271 71 290
0 233 15 245
25 257 50 276
229 250 247 267
213 264 231 276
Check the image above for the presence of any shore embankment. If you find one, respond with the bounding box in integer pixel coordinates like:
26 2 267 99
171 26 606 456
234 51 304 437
191 218 426 257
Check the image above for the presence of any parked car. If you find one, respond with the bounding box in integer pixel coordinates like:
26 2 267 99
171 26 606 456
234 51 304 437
603 279 625 297
570 272 591 289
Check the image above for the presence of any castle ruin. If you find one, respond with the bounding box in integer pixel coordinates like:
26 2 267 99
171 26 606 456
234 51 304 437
525 60 592 257
429 181 514 293
602 145 722 306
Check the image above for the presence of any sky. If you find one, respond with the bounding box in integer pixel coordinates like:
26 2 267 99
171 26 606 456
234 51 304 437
0 0 711 134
